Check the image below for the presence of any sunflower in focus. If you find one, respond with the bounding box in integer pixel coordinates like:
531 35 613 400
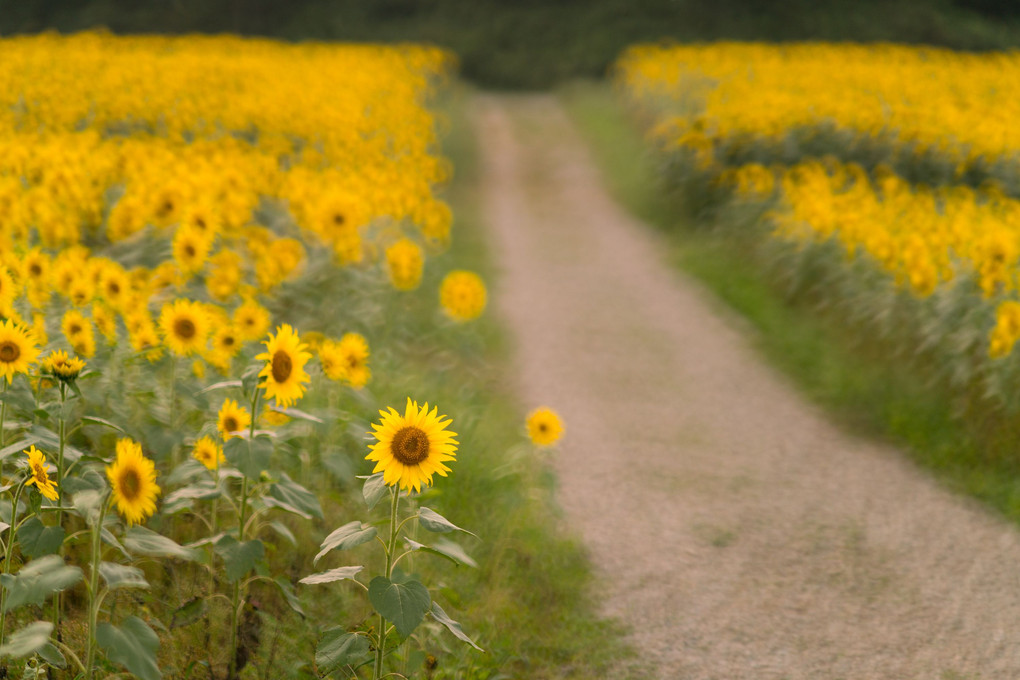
256 324 311 408
527 407 564 447
106 438 160 526
0 318 40 382
159 298 211 357
24 445 58 502
193 436 224 470
366 398 457 493
43 350 86 383
217 399 251 440
439 270 487 322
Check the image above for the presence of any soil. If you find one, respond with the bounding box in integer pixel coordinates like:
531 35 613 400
473 93 1020 680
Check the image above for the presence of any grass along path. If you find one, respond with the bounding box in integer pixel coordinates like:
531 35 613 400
474 92 1020 679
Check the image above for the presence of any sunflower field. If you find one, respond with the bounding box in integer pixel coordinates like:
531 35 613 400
0 30 526 680
613 42 1020 428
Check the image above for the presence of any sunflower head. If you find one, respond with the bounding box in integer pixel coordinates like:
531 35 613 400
526 407 564 447
255 324 312 409
24 445 58 502
338 332 371 389
159 298 211 357
217 398 251 440
192 436 224 471
106 438 160 526
439 270 487 322
0 318 40 382
43 349 86 383
366 398 458 493
385 239 425 291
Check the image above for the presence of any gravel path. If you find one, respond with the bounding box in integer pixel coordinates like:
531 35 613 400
473 93 1020 680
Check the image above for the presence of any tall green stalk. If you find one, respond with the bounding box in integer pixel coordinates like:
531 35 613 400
83 498 110 680
373 488 401 680
228 388 259 680
0 480 27 652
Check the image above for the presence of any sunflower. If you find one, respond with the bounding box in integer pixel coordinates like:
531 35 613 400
439 270 487 322
233 299 270 342
318 339 345 382
0 318 40 382
526 407 564 447
43 350 86 382
92 302 118 344
192 436 224 470
106 438 160 526
173 225 213 276
24 445 58 502
385 239 424 291
366 398 458 493
217 398 251 440
159 298 211 357
0 265 17 313
338 333 371 389
61 309 96 359
256 324 311 408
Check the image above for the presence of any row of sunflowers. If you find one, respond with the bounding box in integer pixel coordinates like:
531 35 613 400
0 31 564 680
614 42 1020 413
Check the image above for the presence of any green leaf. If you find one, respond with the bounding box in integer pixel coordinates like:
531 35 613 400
268 473 323 519
273 576 306 617
223 435 273 479
315 628 370 676
214 535 265 582
199 380 243 394
361 473 387 510
240 363 261 396
430 602 483 651
16 518 65 559
124 526 199 562
0 384 36 414
299 566 363 586
418 507 476 537
80 416 126 433
99 562 149 590
37 641 67 668
95 616 161 680
367 576 431 638
404 538 477 568
170 598 207 629
0 621 54 658
313 522 377 564
269 405 323 423
162 482 222 515
71 490 104 526
0 555 83 611
267 521 296 546
0 438 40 462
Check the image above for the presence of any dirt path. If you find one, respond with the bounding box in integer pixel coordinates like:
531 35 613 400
473 93 1020 680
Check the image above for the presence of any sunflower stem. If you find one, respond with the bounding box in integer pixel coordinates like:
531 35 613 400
168 357 178 469
0 376 8 459
84 498 109 680
0 480 27 653
228 389 259 680
373 487 401 680
53 382 67 645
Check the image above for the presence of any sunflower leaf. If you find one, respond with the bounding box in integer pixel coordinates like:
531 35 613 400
417 508 477 538
368 576 431 638
99 562 149 590
16 517 64 559
0 437 39 462
273 576 306 617
361 473 387 510
215 535 265 582
269 405 323 423
299 565 364 586
37 640 67 668
315 628 371 676
313 522 377 564
404 538 477 568
268 473 323 519
95 616 161 680
199 380 243 394
0 555 83 611
430 602 484 651
80 416 126 433
124 525 199 561
170 598 207 629
0 621 54 659
224 435 272 480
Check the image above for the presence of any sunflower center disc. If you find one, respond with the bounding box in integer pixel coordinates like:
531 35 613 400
174 318 196 340
32 463 46 481
0 341 20 363
272 350 293 383
391 426 430 465
69 324 82 336
120 469 141 501
223 417 238 434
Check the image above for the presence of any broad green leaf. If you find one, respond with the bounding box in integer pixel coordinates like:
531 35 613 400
80 416 126 433
313 522 377 564
240 364 261 396
71 490 103 526
418 507 476 537
124 526 199 562
268 473 323 519
170 598 207 629
273 576 306 617
367 576 431 638
199 380 243 394
0 438 40 462
361 473 387 510
99 562 148 590
224 435 272 480
267 521 296 546
299 566 364 586
269 406 323 423
214 535 265 582
95 616 161 680
430 602 483 651
162 483 222 515
17 518 64 559
37 641 66 668
0 555 82 611
28 426 83 465
315 628 370 676
404 538 477 568
0 384 36 414
0 621 53 658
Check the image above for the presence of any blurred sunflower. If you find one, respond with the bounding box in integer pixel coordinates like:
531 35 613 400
233 299 270 342
0 318 40 382
526 407 564 447
217 398 251 440
439 270 487 322
192 436 224 470
385 238 424 291
256 324 311 408
159 298 211 357
338 332 371 389
106 438 160 526
366 398 457 493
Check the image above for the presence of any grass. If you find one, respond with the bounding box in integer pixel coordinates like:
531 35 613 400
559 79 1020 526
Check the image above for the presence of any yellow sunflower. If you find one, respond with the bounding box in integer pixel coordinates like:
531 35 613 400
338 333 371 389
366 398 458 493
192 436 224 470
256 324 312 408
159 298 211 357
0 318 40 382
24 445 58 502
439 270 487 322
526 407 564 447
217 399 251 440
385 238 424 291
318 338 345 382
0 265 17 313
106 438 160 526
43 350 86 382
233 299 270 342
